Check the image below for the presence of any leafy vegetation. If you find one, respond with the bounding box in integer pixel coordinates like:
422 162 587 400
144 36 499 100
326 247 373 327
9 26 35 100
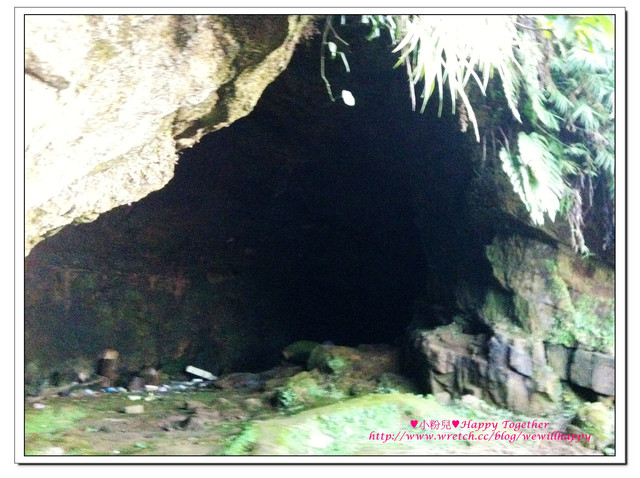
274 387 299 410
388 15 523 143
223 423 258 455
542 258 613 353
322 14 615 253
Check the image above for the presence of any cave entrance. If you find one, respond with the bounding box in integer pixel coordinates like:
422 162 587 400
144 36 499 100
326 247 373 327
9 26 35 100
25 23 489 375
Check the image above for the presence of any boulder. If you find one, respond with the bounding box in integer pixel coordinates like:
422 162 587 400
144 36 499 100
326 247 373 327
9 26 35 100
545 343 572 380
96 349 119 384
406 324 565 415
482 236 614 352
591 353 614 396
570 401 615 451
282 340 320 365
307 345 361 374
128 376 145 393
488 334 509 368
142 367 160 386
274 370 338 410
214 373 267 392
124 404 144 414
570 348 594 389
508 338 533 377
505 371 530 413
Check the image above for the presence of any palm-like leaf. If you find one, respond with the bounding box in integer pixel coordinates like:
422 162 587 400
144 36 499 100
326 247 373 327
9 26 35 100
382 14 615 246
393 16 523 142
500 132 567 225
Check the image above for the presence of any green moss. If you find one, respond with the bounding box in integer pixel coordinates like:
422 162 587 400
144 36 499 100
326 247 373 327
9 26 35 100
544 259 574 310
572 402 614 449
224 423 258 455
548 294 614 353
512 296 531 331
275 371 346 411
91 39 118 62
541 258 613 352
481 288 514 327
275 388 299 410
326 356 347 373
375 373 419 395
308 345 359 374
245 393 458 455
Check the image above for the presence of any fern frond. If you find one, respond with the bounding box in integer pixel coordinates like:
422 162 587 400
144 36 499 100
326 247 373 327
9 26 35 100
594 148 615 178
518 35 560 130
500 146 531 213
547 85 574 116
393 15 524 140
500 132 568 225
564 143 590 159
572 101 601 131
497 61 522 123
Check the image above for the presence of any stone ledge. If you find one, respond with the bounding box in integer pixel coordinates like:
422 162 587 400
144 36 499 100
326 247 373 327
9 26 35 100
407 325 615 415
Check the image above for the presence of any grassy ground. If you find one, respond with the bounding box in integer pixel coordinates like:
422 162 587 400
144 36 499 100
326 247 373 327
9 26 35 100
24 387 600 457
23 345 605 457
24 390 258 456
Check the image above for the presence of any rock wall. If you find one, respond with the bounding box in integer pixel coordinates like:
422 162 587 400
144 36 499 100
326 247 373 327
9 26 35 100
406 145 616 414
24 14 315 255
24 259 287 375
406 324 614 415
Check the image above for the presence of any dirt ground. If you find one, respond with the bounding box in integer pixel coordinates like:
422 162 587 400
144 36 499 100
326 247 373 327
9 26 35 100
23 385 603 458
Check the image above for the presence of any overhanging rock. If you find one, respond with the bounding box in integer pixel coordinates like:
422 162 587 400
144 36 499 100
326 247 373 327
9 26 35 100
24 14 315 255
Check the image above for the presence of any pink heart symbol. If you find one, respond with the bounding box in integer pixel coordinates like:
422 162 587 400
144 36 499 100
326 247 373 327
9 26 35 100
410 420 418 428
452 420 460 428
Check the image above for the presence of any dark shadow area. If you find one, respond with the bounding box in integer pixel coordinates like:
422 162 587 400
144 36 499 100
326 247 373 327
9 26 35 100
25 19 494 373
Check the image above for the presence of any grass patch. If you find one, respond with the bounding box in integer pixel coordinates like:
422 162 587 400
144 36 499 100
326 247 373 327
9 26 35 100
243 393 459 455
25 407 89 455
25 407 86 436
224 423 258 455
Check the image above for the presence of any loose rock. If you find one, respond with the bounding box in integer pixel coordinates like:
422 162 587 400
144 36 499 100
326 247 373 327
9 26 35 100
124 405 144 414
128 376 145 392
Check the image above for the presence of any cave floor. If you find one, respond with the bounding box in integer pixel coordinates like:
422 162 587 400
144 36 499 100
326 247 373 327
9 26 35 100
24 362 601 458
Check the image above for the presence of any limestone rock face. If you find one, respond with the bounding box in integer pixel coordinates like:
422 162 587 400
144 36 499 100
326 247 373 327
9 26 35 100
406 323 614 415
24 14 314 255
482 235 614 353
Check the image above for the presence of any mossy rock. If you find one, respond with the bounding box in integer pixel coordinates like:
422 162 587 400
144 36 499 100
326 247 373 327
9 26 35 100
274 370 345 410
226 393 458 455
307 345 361 374
282 340 320 365
375 373 419 395
570 401 614 450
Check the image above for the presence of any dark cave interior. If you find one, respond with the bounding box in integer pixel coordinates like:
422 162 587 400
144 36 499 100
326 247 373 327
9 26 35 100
25 19 497 374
